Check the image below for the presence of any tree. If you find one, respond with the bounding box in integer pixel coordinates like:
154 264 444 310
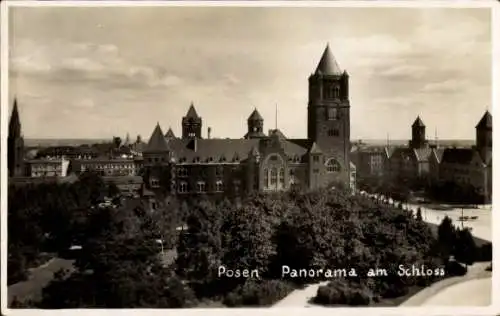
416 208 423 222
113 136 122 149
453 228 478 265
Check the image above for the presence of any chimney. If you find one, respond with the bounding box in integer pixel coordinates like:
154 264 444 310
208 127 212 139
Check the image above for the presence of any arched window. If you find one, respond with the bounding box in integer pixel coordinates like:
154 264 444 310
264 168 269 187
334 86 340 98
279 168 285 186
325 158 341 173
270 168 278 186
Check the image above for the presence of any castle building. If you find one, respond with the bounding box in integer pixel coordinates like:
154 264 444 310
143 45 353 196
439 111 492 201
385 116 437 186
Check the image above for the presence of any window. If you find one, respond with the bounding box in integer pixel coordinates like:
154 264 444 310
313 168 319 174
289 169 295 176
270 155 278 161
234 180 241 193
325 158 341 173
279 168 285 186
327 108 338 120
177 167 188 177
270 168 277 185
150 178 160 188
216 180 224 192
197 181 206 193
264 168 269 187
313 155 320 163
178 181 188 193
216 166 223 176
334 86 340 98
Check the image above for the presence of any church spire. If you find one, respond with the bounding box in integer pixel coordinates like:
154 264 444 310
314 43 343 76
9 98 21 138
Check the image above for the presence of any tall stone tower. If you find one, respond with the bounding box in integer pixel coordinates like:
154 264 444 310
8 99 25 177
307 44 351 187
409 116 427 149
182 103 202 139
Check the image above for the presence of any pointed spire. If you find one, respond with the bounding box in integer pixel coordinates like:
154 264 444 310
412 116 425 128
476 110 492 129
315 43 343 76
9 98 21 137
248 108 263 121
165 127 176 138
146 123 170 152
185 102 199 119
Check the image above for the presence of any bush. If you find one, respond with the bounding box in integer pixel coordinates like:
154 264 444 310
313 280 372 306
445 260 467 276
476 243 492 262
223 280 294 307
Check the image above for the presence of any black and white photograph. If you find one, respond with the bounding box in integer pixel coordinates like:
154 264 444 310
1 1 496 314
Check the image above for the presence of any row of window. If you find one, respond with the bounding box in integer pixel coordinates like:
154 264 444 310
177 166 224 177
150 179 232 193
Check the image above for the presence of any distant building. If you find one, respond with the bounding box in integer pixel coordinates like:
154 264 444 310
438 111 492 201
351 147 385 179
25 157 70 177
385 116 439 185
143 44 353 196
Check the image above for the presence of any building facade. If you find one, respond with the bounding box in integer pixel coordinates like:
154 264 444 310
143 45 353 196
439 111 492 201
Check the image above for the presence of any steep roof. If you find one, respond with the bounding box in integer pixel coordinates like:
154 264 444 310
314 44 343 76
185 103 200 119
166 137 309 163
248 108 263 121
431 148 445 163
413 147 433 162
412 116 425 128
146 123 170 152
476 110 492 129
308 142 323 154
441 148 476 165
165 127 176 139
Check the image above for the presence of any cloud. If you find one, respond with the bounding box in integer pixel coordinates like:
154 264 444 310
420 79 471 94
10 39 183 91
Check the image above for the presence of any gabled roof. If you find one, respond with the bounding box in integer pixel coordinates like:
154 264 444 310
414 147 433 162
248 108 263 121
185 103 200 119
384 147 396 159
476 110 492 129
431 148 445 163
314 44 343 76
441 148 475 165
145 123 170 152
308 142 323 154
412 116 425 128
165 127 176 139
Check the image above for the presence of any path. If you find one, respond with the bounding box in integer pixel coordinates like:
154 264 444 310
8 258 75 304
272 282 328 308
422 278 491 306
401 262 491 306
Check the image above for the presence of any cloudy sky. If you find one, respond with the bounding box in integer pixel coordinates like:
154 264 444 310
7 6 491 140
